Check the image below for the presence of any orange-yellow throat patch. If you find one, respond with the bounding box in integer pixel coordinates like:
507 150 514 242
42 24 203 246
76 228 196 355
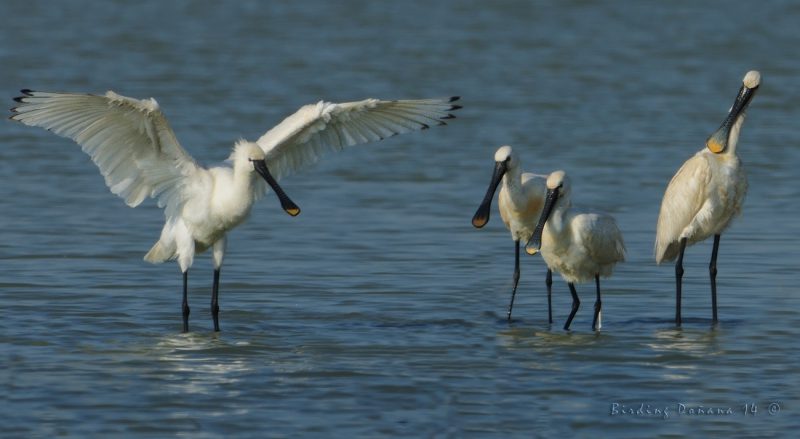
706 138 725 154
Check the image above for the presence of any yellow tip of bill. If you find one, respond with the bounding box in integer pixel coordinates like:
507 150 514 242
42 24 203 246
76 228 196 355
472 216 488 228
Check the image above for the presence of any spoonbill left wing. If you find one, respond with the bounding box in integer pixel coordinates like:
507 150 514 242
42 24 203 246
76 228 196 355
256 97 461 182
10 90 201 218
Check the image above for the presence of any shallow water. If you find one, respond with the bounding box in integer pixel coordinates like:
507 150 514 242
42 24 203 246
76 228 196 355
1 0 798 437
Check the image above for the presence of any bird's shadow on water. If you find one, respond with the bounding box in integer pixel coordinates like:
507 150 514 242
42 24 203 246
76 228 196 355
146 315 484 355
491 311 607 346
613 316 746 331
491 309 586 332
494 324 733 379
490 310 747 350
499 312 746 331
152 331 238 353
138 310 746 358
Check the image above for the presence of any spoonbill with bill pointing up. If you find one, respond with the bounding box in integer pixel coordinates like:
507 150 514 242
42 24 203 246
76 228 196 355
655 70 760 326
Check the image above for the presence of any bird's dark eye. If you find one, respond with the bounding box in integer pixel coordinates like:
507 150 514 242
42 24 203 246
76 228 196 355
505 157 511 163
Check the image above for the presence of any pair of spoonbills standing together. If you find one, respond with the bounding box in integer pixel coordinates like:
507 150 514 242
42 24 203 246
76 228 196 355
472 70 760 330
10 70 759 332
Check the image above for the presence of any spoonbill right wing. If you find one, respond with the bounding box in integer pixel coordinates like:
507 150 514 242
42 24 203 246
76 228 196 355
580 214 626 266
10 90 201 218
655 153 713 264
256 97 461 182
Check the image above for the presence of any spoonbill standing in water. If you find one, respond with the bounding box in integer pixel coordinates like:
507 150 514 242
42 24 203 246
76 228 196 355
471 146 553 322
526 171 625 331
10 89 460 332
655 70 760 326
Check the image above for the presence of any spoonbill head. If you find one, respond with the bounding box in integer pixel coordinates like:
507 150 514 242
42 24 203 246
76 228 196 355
705 70 760 154
471 146 553 322
526 170 625 331
232 141 300 217
655 70 760 326
472 145 517 228
10 89 461 332
527 170 571 256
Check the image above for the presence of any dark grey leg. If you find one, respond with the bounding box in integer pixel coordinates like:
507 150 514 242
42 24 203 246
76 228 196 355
675 238 687 326
592 274 602 331
182 271 190 333
507 240 521 321
211 269 221 332
709 234 720 324
564 283 580 331
546 269 553 324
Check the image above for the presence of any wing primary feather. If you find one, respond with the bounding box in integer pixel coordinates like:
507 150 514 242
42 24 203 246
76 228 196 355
372 109 435 130
10 90 200 217
378 105 448 125
257 96 460 182
345 117 384 142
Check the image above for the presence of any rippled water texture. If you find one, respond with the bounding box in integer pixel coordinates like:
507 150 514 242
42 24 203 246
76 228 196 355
1 1 798 437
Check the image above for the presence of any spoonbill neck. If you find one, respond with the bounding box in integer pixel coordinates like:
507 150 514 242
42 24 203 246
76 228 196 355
501 165 524 195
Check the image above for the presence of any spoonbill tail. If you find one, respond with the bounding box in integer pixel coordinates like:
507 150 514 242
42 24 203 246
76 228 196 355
526 171 625 331
655 70 760 326
471 146 553 322
10 89 461 332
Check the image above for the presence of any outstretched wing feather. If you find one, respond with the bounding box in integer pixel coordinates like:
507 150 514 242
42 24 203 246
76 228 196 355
256 97 460 181
10 90 201 217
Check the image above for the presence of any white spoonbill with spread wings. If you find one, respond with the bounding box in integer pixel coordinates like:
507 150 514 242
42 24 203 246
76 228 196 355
471 146 553 322
655 70 760 326
11 89 460 332
526 171 625 331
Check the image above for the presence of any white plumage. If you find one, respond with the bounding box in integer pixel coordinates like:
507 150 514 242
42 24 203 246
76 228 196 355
655 70 760 325
655 152 747 263
526 171 625 331
11 89 460 332
471 146 552 322
257 98 459 182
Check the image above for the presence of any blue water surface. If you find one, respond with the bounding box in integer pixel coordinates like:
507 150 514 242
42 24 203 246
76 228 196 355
1 1 798 437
